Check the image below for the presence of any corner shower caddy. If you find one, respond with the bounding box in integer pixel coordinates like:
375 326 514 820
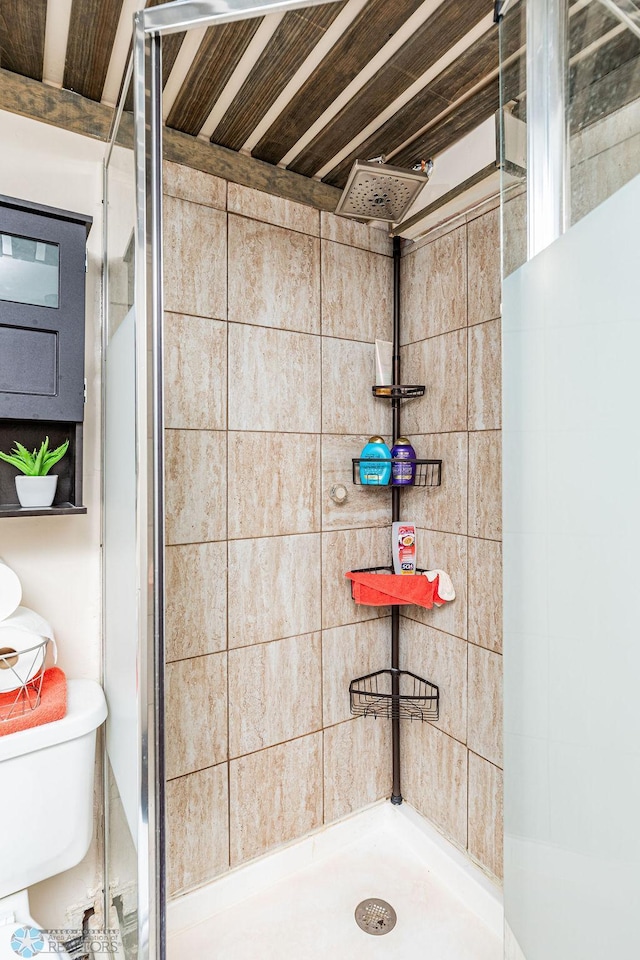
347 235 442 806
351 459 441 487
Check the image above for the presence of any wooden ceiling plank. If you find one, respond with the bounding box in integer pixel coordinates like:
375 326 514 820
251 0 427 166
241 0 369 155
162 25 209 120
401 33 640 164
321 7 530 188
391 79 501 170
211 2 346 151
323 25 502 188
389 49 530 173
161 35 186 87
197 14 286 138
0 67 342 213
388 53 529 175
312 10 495 181
0 0 47 81
64 0 125 101
165 19 262 136
289 0 492 178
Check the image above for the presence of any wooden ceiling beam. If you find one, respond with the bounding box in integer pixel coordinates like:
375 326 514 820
0 68 342 213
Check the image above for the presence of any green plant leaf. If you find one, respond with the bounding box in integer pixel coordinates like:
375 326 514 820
33 436 48 477
8 443 36 476
0 451 32 475
40 439 69 476
0 437 69 477
13 442 36 472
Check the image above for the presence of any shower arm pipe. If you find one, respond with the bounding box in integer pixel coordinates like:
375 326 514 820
391 235 402 805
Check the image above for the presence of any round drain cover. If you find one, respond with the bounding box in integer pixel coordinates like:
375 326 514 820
354 899 397 936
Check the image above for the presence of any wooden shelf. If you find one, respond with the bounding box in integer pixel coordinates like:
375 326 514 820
0 421 85 519
0 502 87 518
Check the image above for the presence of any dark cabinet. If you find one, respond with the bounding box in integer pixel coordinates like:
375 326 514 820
0 195 92 516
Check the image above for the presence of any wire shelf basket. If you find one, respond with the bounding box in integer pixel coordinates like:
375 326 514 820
0 637 50 722
372 385 426 399
350 668 439 722
352 458 442 487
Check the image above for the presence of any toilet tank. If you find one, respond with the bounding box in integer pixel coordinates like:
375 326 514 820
0 679 107 898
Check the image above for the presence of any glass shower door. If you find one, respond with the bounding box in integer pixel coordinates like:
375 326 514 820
500 2 640 958
103 78 164 958
103 112 139 959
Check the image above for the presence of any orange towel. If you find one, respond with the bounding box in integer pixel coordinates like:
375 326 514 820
0 667 67 736
346 571 445 608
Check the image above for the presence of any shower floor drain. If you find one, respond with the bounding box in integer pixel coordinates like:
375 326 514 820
354 899 397 936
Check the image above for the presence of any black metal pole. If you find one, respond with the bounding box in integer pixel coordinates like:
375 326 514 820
391 236 402 805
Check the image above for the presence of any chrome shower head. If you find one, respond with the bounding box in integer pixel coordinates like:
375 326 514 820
334 159 431 224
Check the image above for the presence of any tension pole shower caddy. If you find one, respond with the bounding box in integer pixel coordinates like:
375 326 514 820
349 236 441 805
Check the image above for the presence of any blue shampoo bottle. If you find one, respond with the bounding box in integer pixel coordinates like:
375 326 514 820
359 436 392 485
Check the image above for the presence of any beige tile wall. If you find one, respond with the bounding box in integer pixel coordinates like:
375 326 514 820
163 163 396 898
399 202 504 883
163 160 503 894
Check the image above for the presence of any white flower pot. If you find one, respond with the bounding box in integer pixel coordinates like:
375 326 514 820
15 475 58 508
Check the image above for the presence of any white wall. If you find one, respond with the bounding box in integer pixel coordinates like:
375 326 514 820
0 110 105 927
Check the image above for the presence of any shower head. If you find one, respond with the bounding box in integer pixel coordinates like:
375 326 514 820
334 159 431 224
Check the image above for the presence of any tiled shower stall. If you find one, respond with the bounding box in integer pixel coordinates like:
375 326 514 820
161 158 503 900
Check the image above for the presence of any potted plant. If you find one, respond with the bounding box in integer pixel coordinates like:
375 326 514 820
0 437 69 508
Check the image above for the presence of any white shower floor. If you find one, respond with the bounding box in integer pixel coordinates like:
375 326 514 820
167 802 502 960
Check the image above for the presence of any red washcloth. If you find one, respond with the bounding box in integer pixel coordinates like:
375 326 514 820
0 667 67 736
346 571 446 608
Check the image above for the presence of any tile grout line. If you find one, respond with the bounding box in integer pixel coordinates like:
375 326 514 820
228 207 392 256
165 425 503 437
163 313 403 346
166 717 389 783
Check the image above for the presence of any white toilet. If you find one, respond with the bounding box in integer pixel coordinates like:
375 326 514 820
0 680 107 959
